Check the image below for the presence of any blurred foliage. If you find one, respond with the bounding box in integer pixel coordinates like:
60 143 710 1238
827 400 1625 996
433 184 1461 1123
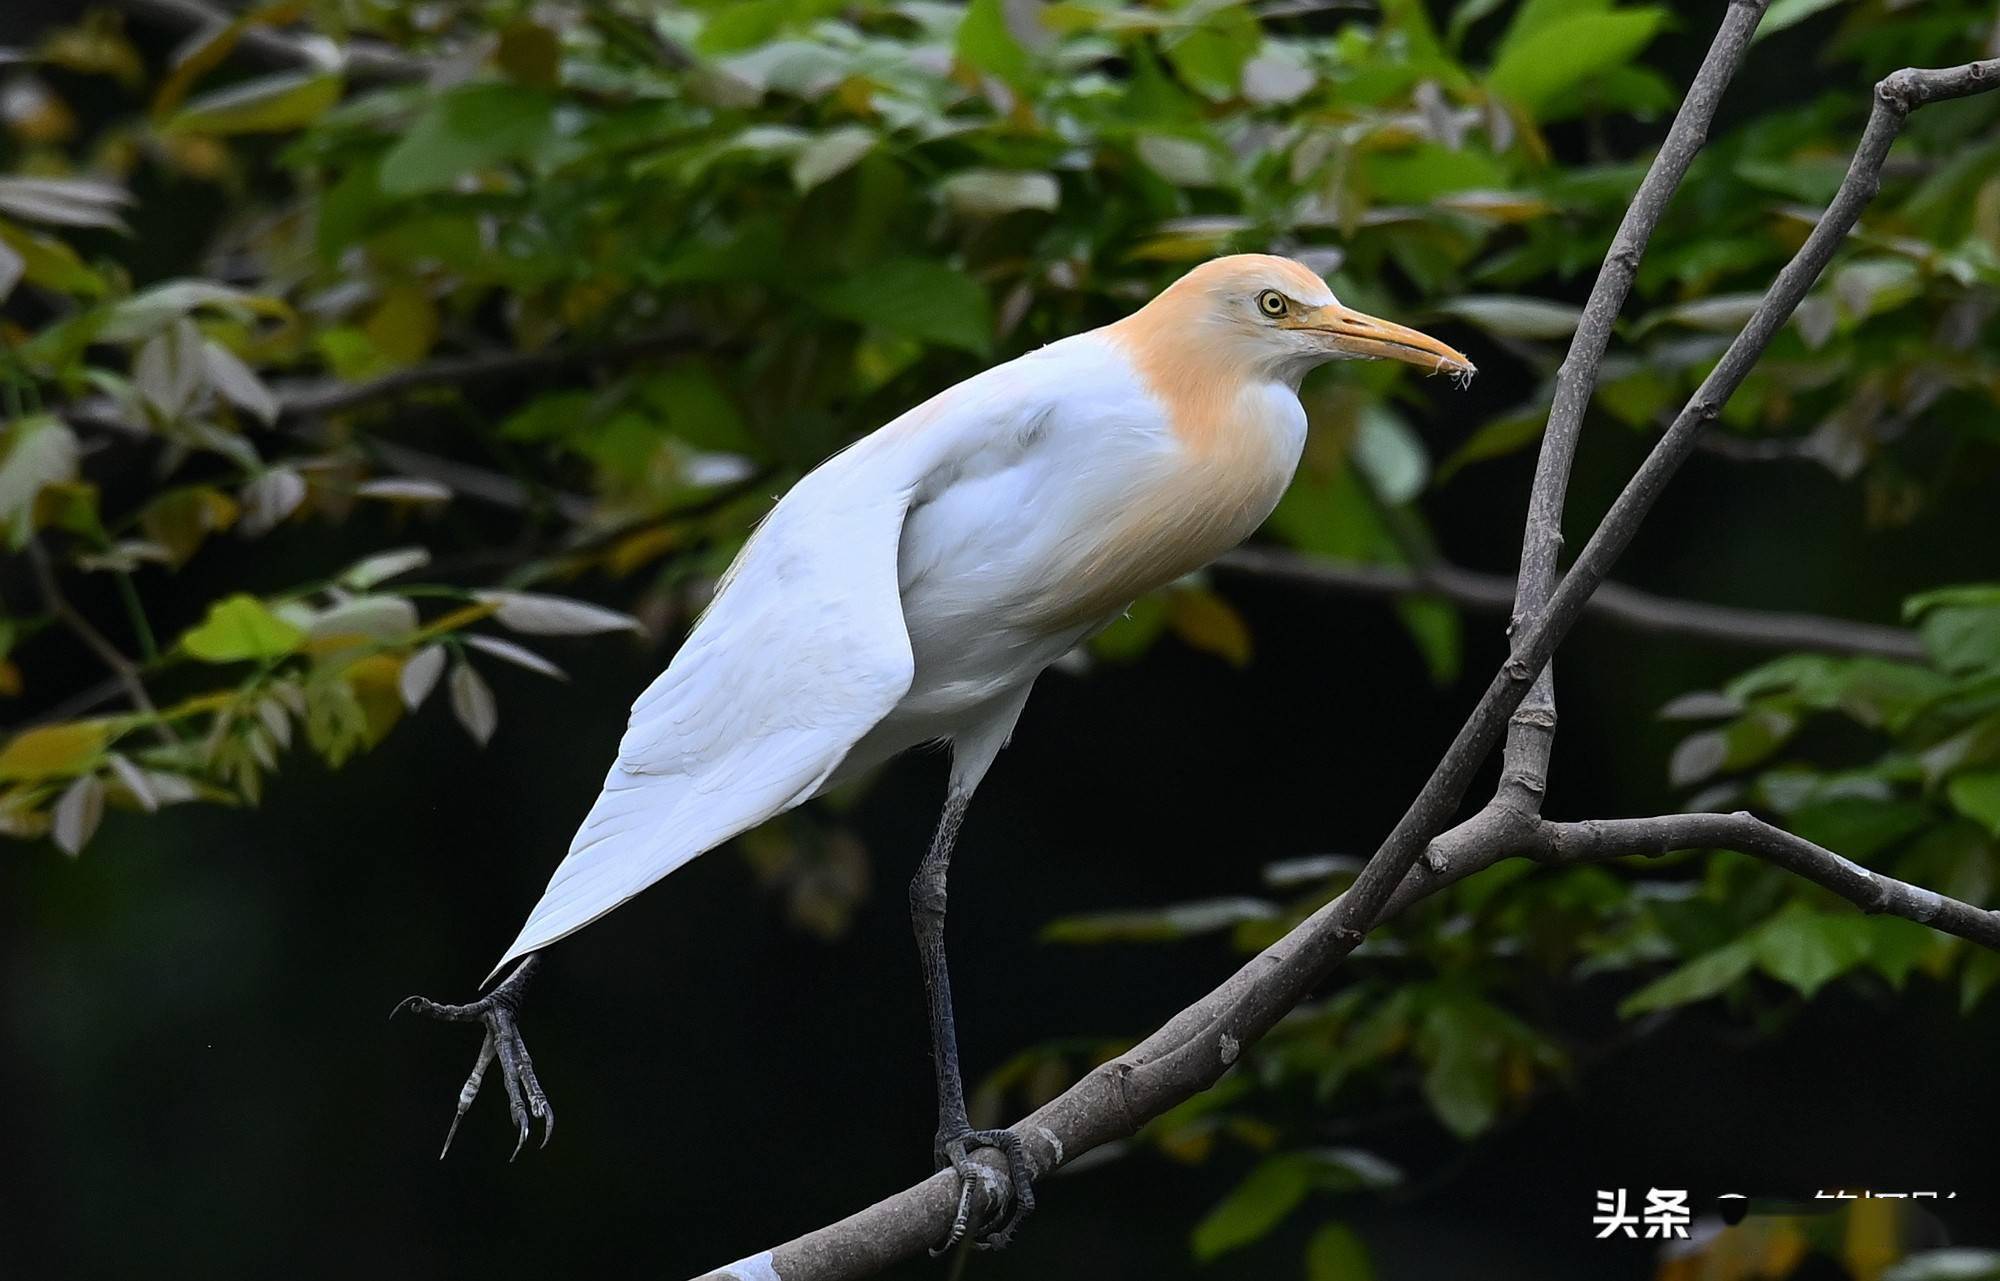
5 0 2000 1275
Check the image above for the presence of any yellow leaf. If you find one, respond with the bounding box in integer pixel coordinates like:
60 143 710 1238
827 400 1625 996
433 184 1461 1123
1842 1198 1899 1281
151 1 312 115
363 285 439 367
606 524 682 576
164 70 341 136
344 653 406 747
497 20 561 88
139 486 239 567
39 14 147 88
1169 589 1253 667
0 217 101 294
0 659 21 696
0 720 111 781
415 600 500 640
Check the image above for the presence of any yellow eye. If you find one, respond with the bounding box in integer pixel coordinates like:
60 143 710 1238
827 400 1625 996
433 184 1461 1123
1257 289 1287 318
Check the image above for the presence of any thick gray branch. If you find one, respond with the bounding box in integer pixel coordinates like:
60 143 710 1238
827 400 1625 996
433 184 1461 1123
1215 547 1923 661
693 56 2000 1281
1499 0 1770 813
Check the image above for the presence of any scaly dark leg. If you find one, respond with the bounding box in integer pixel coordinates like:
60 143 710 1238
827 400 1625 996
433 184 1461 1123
395 953 554 1159
909 792 1036 1252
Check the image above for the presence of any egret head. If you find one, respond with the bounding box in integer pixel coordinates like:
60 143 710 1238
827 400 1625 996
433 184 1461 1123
1125 254 1475 388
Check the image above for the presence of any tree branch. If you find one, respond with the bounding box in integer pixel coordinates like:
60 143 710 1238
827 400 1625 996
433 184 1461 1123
1401 809 2000 955
264 332 699 422
119 0 428 84
1214 547 1924 661
1498 0 1769 815
692 53 2000 1281
24 540 169 738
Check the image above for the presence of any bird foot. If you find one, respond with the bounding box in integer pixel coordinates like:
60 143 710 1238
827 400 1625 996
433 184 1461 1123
394 955 553 1160
931 1126 1036 1254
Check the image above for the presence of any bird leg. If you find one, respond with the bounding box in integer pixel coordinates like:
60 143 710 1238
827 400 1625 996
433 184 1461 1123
909 792 1036 1252
394 953 554 1160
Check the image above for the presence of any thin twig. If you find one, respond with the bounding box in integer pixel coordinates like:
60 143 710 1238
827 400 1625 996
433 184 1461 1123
118 0 428 84
1403 809 2000 955
1215 547 1923 661
24 540 169 739
268 332 698 421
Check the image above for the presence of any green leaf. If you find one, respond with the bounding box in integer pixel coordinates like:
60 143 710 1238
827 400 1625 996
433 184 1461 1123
0 219 104 296
694 0 792 55
1904 584 2000 620
1303 1148 1402 1193
1352 406 1428 504
1754 908 1871 998
1756 0 1849 42
0 414 80 550
955 0 1030 88
1964 950 2000 1014
1788 798 1928 861
1496 0 1613 56
1947 770 2000 838
1396 596 1462 686
1421 1019 1500 1138
180 594 307 664
1620 937 1758 1016
1091 592 1169 661
1163 3 1261 101
938 170 1061 218
1306 1223 1375 1281
1863 916 1936 989
1446 0 1511 50
1919 606 2000 676
165 70 341 135
803 259 992 356
791 125 876 193
1488 10 1667 118
1042 896 1278 943
378 85 557 197
1435 296 1581 340
1436 410 1543 484
1191 1155 1312 1261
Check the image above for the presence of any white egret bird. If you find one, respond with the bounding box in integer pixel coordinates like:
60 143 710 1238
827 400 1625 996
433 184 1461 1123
400 253 1472 1248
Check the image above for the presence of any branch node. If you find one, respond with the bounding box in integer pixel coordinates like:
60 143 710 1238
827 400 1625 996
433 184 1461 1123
1421 838 1453 875
1502 771 1547 799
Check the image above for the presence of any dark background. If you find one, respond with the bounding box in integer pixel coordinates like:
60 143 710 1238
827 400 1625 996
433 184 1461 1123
5 3 1999 1278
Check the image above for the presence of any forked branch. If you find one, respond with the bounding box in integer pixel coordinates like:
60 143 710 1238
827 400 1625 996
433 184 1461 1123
693 44 2000 1281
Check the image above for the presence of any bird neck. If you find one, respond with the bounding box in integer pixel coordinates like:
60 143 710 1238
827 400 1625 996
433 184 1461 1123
1103 293 1292 456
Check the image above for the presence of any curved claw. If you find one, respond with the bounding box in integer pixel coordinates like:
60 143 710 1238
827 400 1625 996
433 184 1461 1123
930 1176 976 1257
399 957 553 1161
932 1129 1037 1253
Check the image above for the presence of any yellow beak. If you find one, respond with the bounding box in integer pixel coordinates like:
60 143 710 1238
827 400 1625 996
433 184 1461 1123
1292 303 1475 377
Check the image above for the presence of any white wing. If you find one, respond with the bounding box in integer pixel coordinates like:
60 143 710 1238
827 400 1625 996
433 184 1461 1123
487 357 1063 981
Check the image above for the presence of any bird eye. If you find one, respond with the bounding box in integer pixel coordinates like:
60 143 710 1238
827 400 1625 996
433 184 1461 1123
1257 289 1288 318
